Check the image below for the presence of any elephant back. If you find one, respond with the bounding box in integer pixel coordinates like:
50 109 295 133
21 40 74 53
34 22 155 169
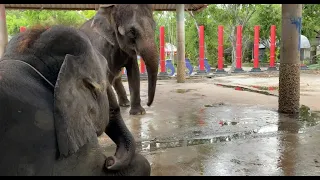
0 60 57 175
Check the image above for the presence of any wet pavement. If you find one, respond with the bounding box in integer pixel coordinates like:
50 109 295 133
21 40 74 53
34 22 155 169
99 77 320 176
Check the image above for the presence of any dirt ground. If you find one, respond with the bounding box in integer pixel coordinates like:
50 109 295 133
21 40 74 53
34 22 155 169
99 70 320 176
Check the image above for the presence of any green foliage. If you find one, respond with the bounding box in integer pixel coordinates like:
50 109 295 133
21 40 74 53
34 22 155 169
251 4 281 47
302 4 320 41
6 9 95 36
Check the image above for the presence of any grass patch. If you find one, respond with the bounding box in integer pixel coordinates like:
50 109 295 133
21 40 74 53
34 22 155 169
308 64 320 70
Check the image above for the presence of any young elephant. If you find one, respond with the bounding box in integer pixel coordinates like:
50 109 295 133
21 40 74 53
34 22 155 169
80 4 159 115
0 26 150 176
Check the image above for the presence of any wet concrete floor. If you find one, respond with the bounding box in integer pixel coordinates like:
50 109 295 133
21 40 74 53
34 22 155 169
99 78 320 176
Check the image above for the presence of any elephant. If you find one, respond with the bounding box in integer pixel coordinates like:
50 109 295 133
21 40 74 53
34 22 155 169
80 4 159 115
0 25 150 176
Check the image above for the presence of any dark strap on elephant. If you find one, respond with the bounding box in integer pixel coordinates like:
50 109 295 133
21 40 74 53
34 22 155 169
0 59 55 88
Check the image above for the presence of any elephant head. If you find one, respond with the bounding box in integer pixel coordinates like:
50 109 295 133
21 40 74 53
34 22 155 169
90 4 158 106
54 51 110 157
34 27 137 171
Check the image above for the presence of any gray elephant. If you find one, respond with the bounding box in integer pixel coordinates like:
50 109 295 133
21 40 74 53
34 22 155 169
80 4 158 115
0 26 150 176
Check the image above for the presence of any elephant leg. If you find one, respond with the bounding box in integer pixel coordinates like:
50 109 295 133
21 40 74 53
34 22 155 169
113 75 130 107
126 58 146 115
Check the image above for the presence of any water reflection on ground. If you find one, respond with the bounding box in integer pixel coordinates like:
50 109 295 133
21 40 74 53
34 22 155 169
100 102 320 176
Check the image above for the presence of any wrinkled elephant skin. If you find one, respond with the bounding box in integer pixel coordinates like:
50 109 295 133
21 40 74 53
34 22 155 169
80 4 159 115
0 26 150 176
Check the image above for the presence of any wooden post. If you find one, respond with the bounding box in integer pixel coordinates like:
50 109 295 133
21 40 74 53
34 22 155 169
0 4 8 58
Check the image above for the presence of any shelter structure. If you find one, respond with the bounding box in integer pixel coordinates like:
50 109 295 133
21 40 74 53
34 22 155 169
300 34 311 61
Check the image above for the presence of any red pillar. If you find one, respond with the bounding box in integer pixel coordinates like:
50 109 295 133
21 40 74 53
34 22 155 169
216 25 226 73
121 68 127 79
250 25 262 72
268 25 277 71
159 26 168 76
140 56 147 76
20 26 26 33
234 25 244 72
198 25 205 73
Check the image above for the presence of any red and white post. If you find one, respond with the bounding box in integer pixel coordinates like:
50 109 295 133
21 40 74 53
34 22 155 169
196 25 206 75
268 25 277 71
216 25 226 73
121 68 127 80
159 26 168 77
233 25 244 73
250 25 262 72
140 56 147 77
20 26 27 33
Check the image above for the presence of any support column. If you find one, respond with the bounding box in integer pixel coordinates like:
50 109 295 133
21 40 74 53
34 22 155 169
215 25 226 73
196 25 206 75
176 4 186 83
0 4 8 58
278 4 302 114
158 26 168 77
268 25 277 71
20 26 27 33
250 26 262 72
233 25 244 73
140 56 147 78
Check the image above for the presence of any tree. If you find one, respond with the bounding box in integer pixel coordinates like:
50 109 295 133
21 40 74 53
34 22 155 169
6 9 96 36
302 4 320 64
302 4 320 40
251 4 281 63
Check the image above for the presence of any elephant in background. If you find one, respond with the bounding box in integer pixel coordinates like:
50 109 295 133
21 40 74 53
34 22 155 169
0 26 150 176
80 4 159 115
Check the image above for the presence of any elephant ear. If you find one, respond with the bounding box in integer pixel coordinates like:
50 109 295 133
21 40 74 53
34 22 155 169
53 53 107 157
91 4 117 46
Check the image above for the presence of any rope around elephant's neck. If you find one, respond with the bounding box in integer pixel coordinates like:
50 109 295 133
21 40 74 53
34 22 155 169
1 59 55 88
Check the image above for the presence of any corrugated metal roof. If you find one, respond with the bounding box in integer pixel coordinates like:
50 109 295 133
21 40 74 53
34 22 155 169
4 4 208 12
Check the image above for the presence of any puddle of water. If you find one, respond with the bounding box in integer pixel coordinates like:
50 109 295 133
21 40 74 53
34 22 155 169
251 85 278 91
137 130 258 153
214 83 278 96
204 102 225 107
133 104 320 154
175 89 195 93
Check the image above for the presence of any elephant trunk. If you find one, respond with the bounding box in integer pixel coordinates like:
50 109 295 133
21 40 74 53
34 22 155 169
139 41 159 106
104 153 151 176
105 86 136 171
105 108 136 171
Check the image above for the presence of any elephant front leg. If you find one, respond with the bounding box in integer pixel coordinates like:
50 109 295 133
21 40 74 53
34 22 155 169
126 59 146 115
113 72 130 107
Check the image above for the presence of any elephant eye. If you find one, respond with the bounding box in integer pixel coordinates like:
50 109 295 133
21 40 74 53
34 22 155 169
83 78 98 100
128 27 137 40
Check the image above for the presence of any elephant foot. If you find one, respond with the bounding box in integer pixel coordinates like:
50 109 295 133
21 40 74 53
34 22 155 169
129 105 146 115
119 98 130 107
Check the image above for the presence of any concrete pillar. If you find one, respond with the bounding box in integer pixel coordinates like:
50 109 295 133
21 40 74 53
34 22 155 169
0 4 8 58
278 4 302 114
176 4 186 83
